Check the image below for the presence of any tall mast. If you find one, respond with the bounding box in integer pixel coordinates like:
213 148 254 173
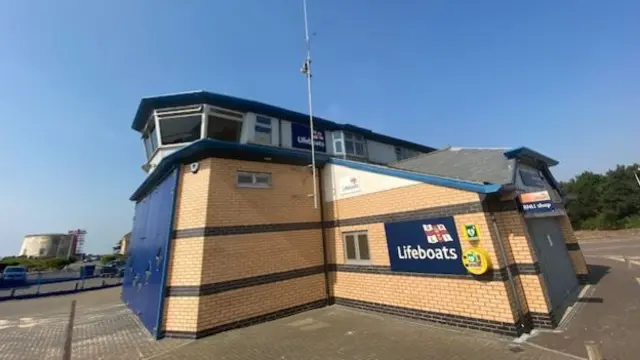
301 0 318 209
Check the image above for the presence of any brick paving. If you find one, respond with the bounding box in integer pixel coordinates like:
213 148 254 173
153 306 573 360
0 286 576 360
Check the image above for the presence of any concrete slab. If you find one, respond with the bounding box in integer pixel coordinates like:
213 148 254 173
528 239 640 359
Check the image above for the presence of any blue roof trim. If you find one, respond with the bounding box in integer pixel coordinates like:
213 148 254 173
130 139 331 201
328 158 503 194
132 91 436 153
503 147 559 167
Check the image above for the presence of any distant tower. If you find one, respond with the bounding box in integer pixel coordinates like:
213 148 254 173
68 229 87 256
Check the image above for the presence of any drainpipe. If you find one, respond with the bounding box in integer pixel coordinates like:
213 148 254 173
490 212 530 334
317 167 332 304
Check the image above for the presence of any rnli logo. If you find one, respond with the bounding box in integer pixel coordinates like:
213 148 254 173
397 222 459 260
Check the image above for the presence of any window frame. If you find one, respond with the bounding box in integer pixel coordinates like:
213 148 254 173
254 115 273 145
236 171 272 189
344 132 367 157
205 105 245 142
342 231 371 264
157 113 204 146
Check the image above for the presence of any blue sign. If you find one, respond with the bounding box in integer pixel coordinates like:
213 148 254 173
519 191 557 215
291 122 326 152
521 200 557 214
384 216 467 275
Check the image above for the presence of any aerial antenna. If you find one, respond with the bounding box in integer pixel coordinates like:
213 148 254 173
300 0 318 209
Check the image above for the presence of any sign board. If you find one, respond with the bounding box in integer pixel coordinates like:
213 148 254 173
519 190 556 214
384 216 467 275
291 123 326 152
464 224 481 241
339 175 361 195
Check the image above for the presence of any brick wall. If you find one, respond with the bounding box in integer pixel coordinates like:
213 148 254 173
325 183 522 335
162 158 327 336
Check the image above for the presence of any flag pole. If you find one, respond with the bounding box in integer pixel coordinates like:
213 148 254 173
301 0 318 209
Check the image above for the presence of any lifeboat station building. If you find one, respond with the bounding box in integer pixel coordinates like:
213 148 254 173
122 91 589 340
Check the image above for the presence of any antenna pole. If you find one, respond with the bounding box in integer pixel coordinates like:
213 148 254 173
301 0 318 209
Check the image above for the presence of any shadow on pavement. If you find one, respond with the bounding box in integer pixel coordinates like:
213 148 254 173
585 264 610 285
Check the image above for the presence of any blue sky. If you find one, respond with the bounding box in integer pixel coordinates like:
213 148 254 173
0 1 638 256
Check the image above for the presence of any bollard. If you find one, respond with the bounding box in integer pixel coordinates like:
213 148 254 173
102 279 106 287
10 288 15 298
585 341 604 360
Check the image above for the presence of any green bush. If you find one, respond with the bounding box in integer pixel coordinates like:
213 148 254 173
0 256 74 271
100 254 126 265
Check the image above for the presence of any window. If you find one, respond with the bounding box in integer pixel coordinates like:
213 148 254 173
343 231 371 264
236 171 272 188
332 131 344 154
254 115 272 145
158 115 203 145
143 121 159 158
39 248 46 256
208 115 243 142
344 132 366 157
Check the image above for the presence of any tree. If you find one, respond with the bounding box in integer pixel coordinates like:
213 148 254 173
561 163 640 230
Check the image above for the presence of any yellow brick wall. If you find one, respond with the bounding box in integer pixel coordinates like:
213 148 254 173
324 183 480 220
490 209 550 314
200 230 324 284
558 214 589 275
207 158 321 226
197 275 326 332
325 183 518 324
164 158 327 333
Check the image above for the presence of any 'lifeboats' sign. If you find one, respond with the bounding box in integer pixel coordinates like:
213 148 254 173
291 123 326 152
384 216 466 275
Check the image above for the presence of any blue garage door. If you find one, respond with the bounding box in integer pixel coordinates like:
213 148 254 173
122 169 178 338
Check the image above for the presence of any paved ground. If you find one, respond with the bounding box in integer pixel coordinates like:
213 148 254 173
0 288 577 360
529 237 640 360
0 277 122 298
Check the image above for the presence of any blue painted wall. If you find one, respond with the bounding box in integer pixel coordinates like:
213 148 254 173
122 169 178 338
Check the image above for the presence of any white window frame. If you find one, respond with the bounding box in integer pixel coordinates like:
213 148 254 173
236 171 272 188
332 131 345 155
342 231 371 264
254 115 273 145
142 116 160 159
344 132 367 157
154 105 205 147
205 105 246 142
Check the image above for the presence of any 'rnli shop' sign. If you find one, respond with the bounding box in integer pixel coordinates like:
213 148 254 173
519 190 556 215
384 216 467 275
291 122 326 152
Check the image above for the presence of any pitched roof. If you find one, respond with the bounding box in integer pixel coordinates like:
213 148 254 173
390 147 518 185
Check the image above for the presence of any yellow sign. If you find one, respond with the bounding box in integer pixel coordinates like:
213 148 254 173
462 248 492 275
464 224 481 241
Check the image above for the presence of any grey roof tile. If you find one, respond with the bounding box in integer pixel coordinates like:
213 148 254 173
390 147 516 185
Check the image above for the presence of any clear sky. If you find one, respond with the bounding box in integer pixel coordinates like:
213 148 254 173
0 1 638 256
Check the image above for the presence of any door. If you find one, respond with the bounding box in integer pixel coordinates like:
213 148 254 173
526 217 579 311
122 170 178 337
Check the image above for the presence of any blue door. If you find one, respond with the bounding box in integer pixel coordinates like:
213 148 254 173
122 169 178 337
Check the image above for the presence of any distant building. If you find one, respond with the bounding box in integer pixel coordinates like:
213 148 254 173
19 233 75 259
68 229 87 256
113 232 131 255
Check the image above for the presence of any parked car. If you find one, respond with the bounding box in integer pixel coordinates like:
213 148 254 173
99 263 124 278
2 266 28 285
